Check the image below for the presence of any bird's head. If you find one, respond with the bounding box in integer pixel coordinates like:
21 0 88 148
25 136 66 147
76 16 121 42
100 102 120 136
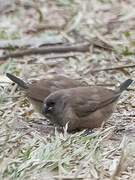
42 90 69 125
42 96 56 115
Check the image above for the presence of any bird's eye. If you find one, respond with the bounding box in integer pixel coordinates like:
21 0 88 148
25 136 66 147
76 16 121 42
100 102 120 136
46 101 55 112
48 101 55 107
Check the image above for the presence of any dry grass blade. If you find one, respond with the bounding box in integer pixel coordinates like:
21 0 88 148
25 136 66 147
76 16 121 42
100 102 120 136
111 150 127 180
88 63 135 74
0 0 135 179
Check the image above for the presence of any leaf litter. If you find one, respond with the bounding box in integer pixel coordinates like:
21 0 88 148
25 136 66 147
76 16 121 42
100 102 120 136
0 0 135 179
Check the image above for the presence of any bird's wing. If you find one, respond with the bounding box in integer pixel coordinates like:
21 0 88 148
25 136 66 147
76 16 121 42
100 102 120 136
73 88 119 117
26 82 51 102
26 76 82 101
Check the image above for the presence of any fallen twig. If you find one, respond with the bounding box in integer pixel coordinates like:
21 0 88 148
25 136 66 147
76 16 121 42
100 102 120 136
0 38 113 61
88 64 135 74
0 41 91 61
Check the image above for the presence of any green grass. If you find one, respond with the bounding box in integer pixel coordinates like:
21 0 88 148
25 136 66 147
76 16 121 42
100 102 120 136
0 0 135 179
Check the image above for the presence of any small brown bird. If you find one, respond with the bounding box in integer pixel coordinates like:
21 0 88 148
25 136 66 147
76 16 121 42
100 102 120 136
6 73 86 113
42 79 133 132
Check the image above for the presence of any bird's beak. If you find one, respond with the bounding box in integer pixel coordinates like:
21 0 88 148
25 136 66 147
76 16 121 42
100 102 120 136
42 103 47 114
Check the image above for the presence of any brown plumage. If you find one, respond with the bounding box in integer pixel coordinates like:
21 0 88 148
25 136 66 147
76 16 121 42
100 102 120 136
6 73 86 113
42 79 133 132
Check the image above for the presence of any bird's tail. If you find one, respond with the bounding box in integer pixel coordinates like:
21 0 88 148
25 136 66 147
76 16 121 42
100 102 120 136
116 79 133 93
97 79 133 109
6 73 28 89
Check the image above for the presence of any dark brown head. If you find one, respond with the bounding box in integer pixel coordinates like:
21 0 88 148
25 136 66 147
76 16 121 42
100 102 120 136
42 90 69 126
